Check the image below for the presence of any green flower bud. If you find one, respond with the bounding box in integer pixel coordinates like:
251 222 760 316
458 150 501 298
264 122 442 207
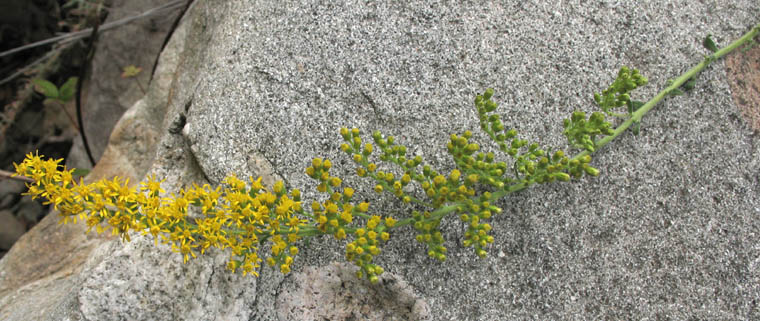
485 100 498 112
484 88 494 100
583 164 600 176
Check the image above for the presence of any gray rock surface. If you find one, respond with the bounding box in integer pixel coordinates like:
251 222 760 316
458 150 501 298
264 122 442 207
13 196 44 225
1 0 759 320
0 210 25 250
0 180 25 210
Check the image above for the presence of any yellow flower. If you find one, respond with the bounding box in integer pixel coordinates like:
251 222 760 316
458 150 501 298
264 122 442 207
171 239 197 263
242 253 261 277
223 174 246 190
339 210 352 224
249 176 264 191
275 195 294 217
325 202 338 214
144 218 170 245
227 259 241 273
140 174 165 195
286 216 305 232
367 216 381 229
273 181 284 194
335 228 346 239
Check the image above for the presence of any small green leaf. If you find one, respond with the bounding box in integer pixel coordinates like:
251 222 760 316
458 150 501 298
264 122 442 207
121 65 143 78
627 100 645 115
669 88 684 97
741 39 757 53
58 77 79 102
703 34 718 53
32 79 59 99
681 77 696 91
632 120 640 136
72 168 91 177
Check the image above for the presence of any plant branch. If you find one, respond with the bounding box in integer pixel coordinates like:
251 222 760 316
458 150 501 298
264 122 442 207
389 22 760 231
0 169 34 183
573 22 760 162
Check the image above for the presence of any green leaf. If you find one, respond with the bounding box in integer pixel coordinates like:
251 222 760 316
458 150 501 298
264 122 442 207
627 100 645 115
703 34 718 53
32 79 59 99
669 88 684 97
72 168 91 177
58 77 79 102
682 77 697 91
121 65 143 78
741 39 757 53
632 120 640 136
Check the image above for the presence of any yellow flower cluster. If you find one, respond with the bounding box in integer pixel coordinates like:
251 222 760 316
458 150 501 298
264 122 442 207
345 215 396 284
13 152 309 277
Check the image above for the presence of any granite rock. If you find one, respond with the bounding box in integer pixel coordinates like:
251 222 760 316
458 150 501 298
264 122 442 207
0 180 25 210
0 210 25 250
13 196 44 226
1 1 759 320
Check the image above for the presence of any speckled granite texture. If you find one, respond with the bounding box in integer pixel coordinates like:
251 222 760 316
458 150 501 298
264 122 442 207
1 1 758 320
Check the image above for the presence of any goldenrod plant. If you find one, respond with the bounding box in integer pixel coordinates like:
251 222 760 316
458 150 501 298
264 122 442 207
13 24 760 284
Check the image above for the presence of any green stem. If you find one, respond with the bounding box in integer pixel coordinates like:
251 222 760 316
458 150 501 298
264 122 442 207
574 22 760 162
386 22 760 230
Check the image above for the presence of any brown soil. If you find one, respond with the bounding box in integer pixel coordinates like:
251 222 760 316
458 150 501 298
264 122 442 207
725 36 760 132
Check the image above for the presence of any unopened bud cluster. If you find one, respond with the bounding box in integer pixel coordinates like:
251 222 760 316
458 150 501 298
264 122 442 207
564 66 648 152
